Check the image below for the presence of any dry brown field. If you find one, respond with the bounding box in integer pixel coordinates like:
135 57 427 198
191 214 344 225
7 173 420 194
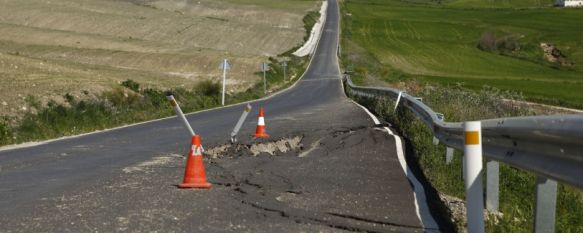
0 0 319 117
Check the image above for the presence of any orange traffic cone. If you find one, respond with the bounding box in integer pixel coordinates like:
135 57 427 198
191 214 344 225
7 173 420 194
178 135 212 189
254 107 269 139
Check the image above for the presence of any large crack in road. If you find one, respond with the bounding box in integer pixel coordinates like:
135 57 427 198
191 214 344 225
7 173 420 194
0 126 425 232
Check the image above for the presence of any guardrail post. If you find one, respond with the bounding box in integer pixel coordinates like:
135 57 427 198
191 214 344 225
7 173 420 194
486 160 499 212
533 176 557 233
464 121 485 233
446 147 454 164
442 113 454 164
434 113 444 145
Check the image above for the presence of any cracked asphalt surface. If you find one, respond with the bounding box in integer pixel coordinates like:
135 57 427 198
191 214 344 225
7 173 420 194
0 1 435 232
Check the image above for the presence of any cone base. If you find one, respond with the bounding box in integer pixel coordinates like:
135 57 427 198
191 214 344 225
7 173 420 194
254 133 269 139
178 182 212 189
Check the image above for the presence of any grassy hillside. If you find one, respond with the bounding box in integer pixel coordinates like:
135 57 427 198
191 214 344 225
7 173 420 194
0 0 319 118
341 0 583 108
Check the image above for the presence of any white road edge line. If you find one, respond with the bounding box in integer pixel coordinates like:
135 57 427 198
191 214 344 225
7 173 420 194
0 2 329 153
352 101 440 232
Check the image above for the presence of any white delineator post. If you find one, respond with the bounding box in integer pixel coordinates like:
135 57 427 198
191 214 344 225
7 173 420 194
166 95 195 136
166 95 205 152
394 91 403 111
230 104 252 143
261 63 269 94
282 62 287 82
221 58 228 106
263 68 266 94
464 121 485 233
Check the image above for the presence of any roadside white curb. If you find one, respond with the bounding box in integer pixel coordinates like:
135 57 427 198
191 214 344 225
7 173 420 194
293 1 328 57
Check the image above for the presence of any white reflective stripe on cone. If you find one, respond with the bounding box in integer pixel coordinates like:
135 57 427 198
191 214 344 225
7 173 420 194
258 117 265 125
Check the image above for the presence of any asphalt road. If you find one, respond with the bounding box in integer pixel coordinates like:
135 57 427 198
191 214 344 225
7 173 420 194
0 1 442 232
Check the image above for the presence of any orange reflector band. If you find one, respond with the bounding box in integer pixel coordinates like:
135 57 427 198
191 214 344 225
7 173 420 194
465 131 480 145
169 100 177 107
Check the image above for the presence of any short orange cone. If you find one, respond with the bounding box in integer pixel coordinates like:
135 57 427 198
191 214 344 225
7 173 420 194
254 107 269 139
178 135 211 189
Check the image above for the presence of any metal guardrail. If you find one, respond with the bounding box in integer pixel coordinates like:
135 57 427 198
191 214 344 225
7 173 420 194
345 76 583 189
344 75 583 232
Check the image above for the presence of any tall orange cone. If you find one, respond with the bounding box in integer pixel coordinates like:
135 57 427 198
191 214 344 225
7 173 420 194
254 107 269 139
178 135 212 189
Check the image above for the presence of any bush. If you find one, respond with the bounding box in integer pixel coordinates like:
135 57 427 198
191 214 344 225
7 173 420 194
478 31 520 53
64 93 75 104
122 79 140 92
142 88 167 108
195 80 221 97
497 35 520 52
0 118 13 145
102 87 142 109
478 31 497 52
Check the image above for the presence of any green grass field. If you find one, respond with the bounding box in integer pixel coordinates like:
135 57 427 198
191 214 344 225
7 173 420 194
341 0 583 108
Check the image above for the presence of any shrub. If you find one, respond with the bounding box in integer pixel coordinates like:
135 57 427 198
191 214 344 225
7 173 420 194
0 118 13 145
478 31 497 51
64 93 75 104
497 35 520 52
195 80 221 97
102 87 142 109
142 88 167 108
478 32 521 53
122 79 140 92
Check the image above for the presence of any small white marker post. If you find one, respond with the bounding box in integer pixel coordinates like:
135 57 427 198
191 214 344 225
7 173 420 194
281 61 288 82
166 94 205 152
230 104 252 143
261 63 269 94
219 59 230 106
464 121 485 233
166 95 195 136
394 91 404 111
